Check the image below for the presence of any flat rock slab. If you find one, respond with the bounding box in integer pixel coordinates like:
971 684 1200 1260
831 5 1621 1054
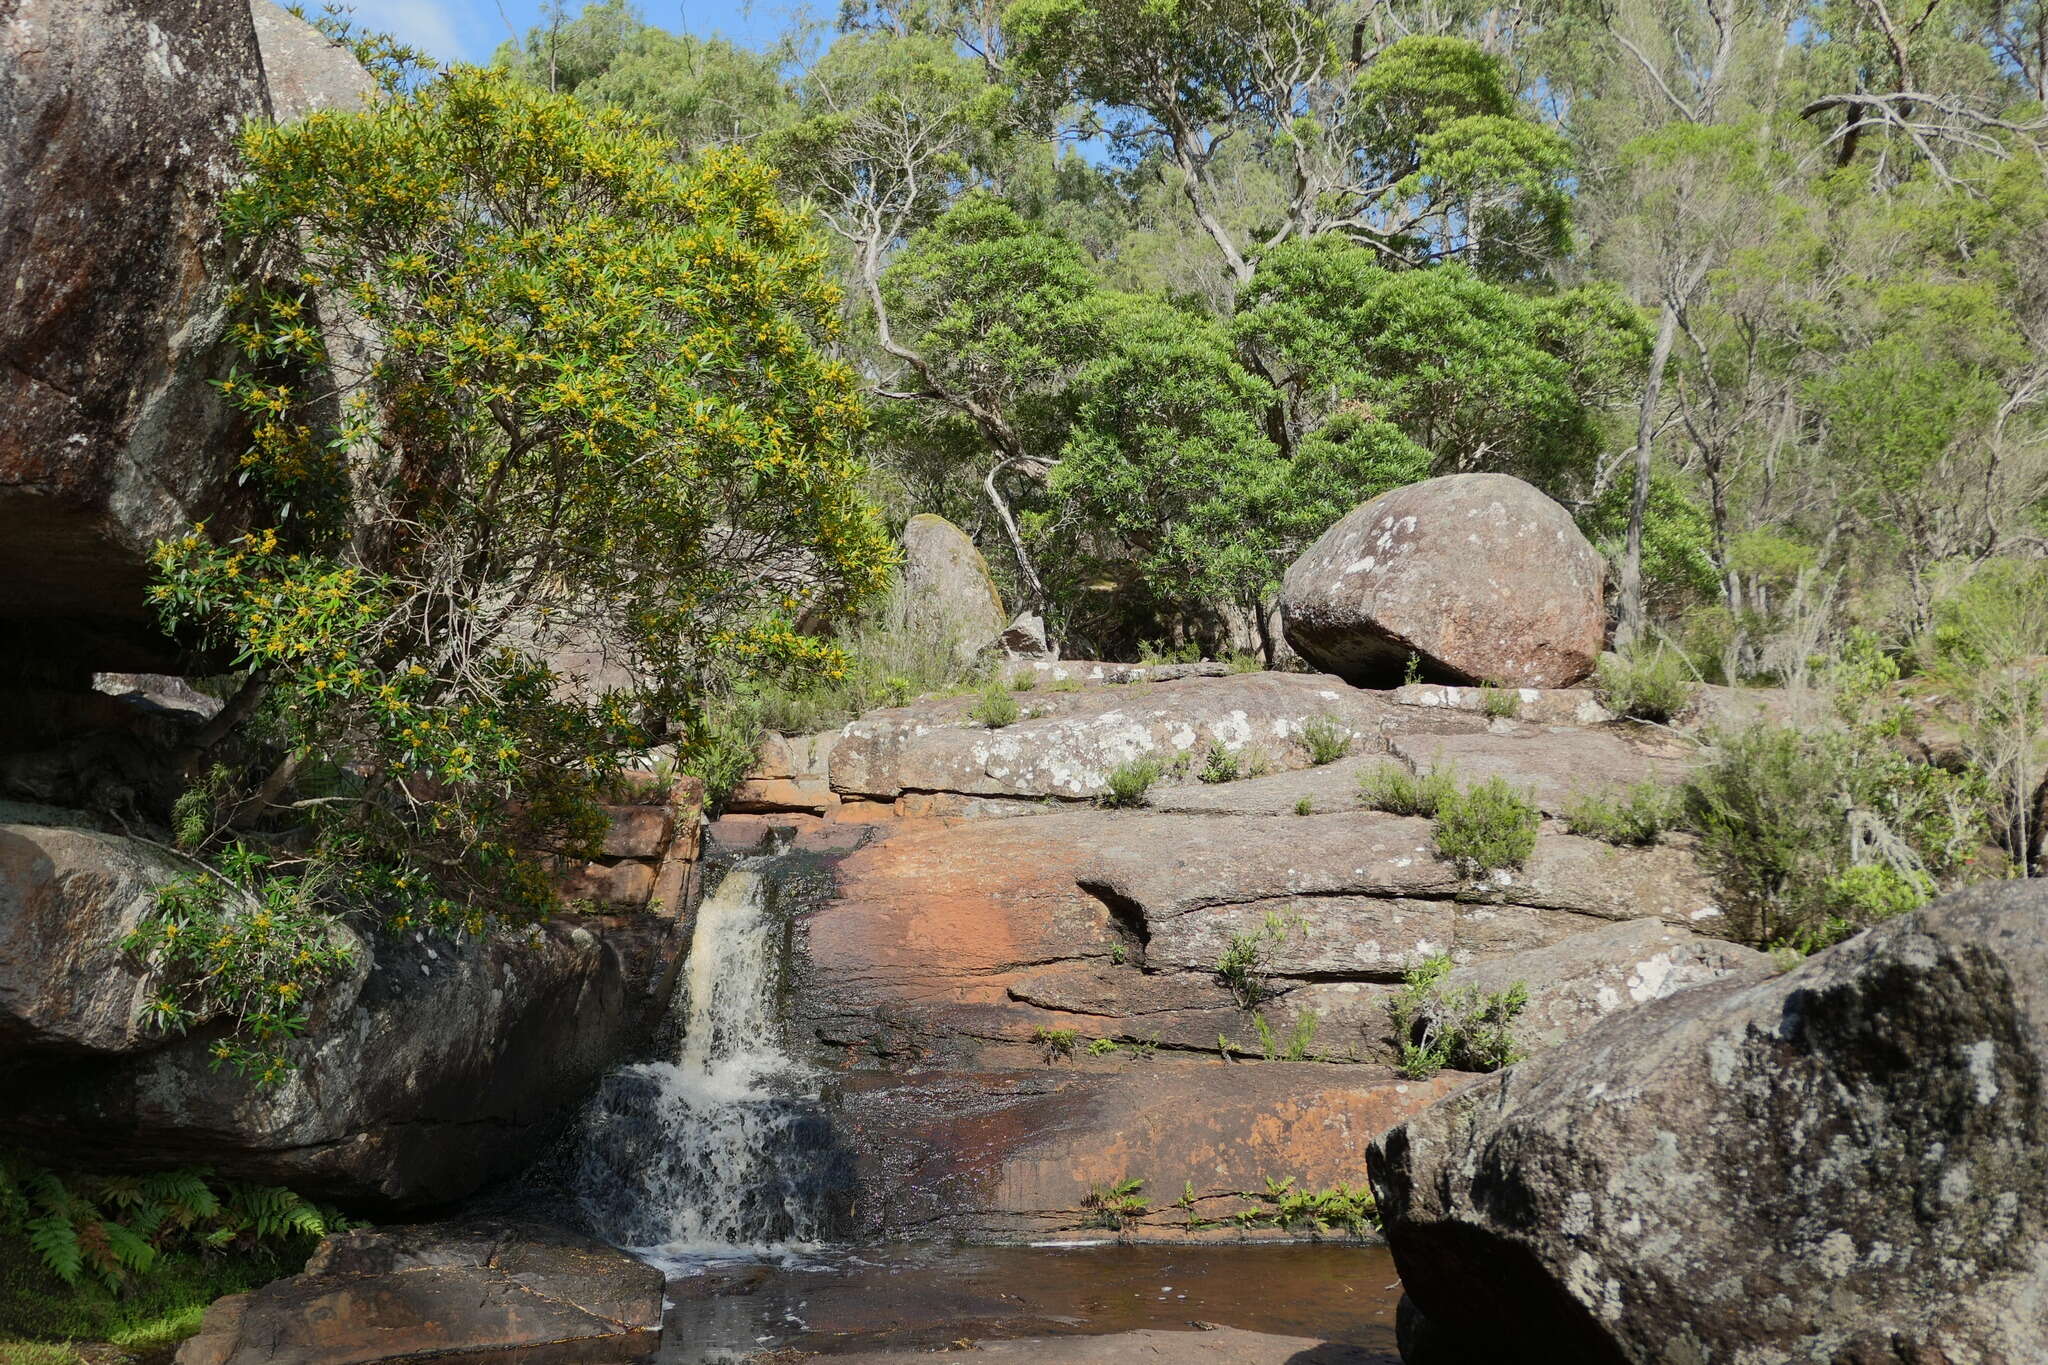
1383 725 1691 816
793 810 1725 1068
830 672 1483 801
826 1326 1395 1363
176 1221 661 1365
833 1061 1469 1241
1436 917 1771 1053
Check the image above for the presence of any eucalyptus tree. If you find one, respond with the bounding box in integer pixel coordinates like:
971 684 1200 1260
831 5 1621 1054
1002 1 1574 288
495 0 796 151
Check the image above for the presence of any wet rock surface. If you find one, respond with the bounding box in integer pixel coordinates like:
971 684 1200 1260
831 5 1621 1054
834 1061 1465 1241
1370 878 2048 1365
175 1220 662 1365
828 1327 1393 1363
1279 474 1606 689
668 1242 1405 1362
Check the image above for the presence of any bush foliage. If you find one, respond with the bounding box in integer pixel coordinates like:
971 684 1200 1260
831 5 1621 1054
148 68 893 1070
1385 953 1528 1080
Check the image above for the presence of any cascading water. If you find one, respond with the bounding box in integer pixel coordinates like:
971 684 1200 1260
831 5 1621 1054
572 855 848 1268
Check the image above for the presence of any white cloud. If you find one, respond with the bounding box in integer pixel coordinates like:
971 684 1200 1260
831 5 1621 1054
340 0 471 64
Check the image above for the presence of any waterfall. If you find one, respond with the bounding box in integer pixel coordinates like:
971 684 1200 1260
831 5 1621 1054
572 856 847 1267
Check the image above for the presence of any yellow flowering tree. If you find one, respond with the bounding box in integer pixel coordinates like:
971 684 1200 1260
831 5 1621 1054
142 69 891 1074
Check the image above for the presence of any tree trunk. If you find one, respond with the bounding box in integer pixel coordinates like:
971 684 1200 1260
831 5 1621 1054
1619 301 1680 649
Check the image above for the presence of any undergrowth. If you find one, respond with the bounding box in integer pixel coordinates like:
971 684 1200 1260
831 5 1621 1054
1561 781 1680 846
1597 644 1696 723
1385 953 1527 1079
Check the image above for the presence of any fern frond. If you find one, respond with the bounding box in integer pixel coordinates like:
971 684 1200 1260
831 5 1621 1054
27 1213 84 1285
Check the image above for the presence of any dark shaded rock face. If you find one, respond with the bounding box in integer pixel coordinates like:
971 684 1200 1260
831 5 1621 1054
1370 880 2048 1365
0 0 268 669
176 1220 663 1365
1279 474 1605 688
4 908 681 1208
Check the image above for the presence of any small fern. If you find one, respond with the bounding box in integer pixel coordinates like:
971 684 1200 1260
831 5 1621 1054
1 1149 353 1291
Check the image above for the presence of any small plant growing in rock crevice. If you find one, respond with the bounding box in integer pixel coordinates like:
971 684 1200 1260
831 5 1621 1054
1597 645 1696 722
1292 796 1315 816
1100 756 1165 807
1215 910 1298 1008
1386 952 1528 1080
1562 781 1680 846
1479 683 1521 719
970 680 1022 728
1233 1175 1378 1237
1299 715 1353 765
1033 1026 1079 1062
1433 777 1541 873
1083 1177 1147 1231
1253 1009 1319 1061
1358 763 1457 817
1199 747 1242 784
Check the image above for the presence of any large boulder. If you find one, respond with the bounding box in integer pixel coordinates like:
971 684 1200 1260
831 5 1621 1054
3 910 681 1207
900 513 1007 664
177 1220 663 1365
1370 879 2048 1364
1280 474 1605 688
249 0 376 121
0 823 274 1057
0 0 270 670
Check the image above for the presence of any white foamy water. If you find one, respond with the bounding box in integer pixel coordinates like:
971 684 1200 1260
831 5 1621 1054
574 860 841 1269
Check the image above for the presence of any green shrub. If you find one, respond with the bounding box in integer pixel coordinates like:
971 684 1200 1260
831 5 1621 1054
1432 777 1540 873
1253 1010 1318 1061
1357 763 1457 817
1293 796 1314 816
1385 953 1527 1079
970 680 1022 728
1198 748 1241 784
1215 911 1296 1008
1224 650 1265 674
1083 1178 1147 1230
1479 683 1520 719
1682 706 1990 950
1299 715 1353 765
1033 1026 1079 1062
124 847 359 1083
1100 756 1165 807
678 701 765 816
1597 645 1696 722
1085 1037 1122 1057
1561 781 1679 846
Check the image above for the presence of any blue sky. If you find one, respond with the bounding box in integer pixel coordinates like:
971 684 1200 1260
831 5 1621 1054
341 0 806 67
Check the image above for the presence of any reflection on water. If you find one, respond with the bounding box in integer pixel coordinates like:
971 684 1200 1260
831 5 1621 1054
657 1241 1404 1363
